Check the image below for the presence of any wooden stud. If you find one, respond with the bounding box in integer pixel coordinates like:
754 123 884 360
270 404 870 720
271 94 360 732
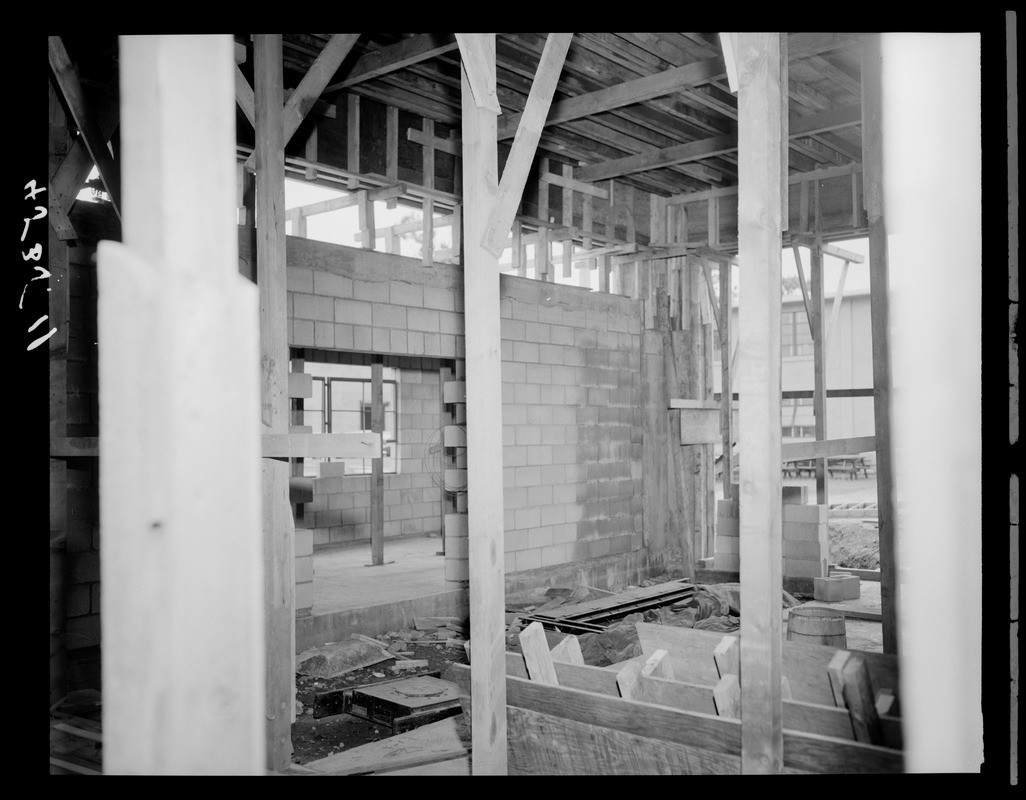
561 164 574 279
810 242 828 505
713 673 742 719
519 622 558 685
99 34 263 774
719 259 733 497
460 34 507 774
385 106 399 207
369 360 385 566
640 648 675 681
839 654 883 745
357 191 374 249
734 32 785 774
862 34 897 655
347 94 360 189
253 34 295 772
824 260 850 358
714 635 741 679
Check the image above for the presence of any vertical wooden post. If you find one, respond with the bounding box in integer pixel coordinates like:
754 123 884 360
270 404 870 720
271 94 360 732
422 119 435 266
734 32 785 774
100 34 264 774
460 33 507 775
254 33 295 771
862 33 898 656
346 94 360 190
810 242 828 505
719 259 733 499
370 359 385 565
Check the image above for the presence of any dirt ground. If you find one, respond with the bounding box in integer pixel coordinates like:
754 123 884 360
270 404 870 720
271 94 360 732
291 521 881 766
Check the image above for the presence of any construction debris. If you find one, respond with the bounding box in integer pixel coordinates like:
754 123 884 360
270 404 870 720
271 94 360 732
296 640 394 679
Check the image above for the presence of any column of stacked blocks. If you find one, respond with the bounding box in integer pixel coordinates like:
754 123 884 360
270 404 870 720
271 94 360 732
782 499 831 579
713 485 831 579
713 496 740 572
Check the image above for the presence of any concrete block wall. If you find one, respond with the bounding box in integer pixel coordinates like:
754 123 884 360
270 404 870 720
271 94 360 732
64 461 101 665
499 277 645 575
274 234 646 580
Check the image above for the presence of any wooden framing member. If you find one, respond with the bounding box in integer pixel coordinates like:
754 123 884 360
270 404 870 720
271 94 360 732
861 34 897 655
325 34 459 93
369 359 385 566
242 34 359 172
732 32 786 774
810 241 829 504
481 34 574 258
253 34 295 771
780 435 875 461
261 432 381 460
718 257 733 498
347 94 360 189
422 119 436 265
98 34 263 774
459 33 507 775
48 36 121 219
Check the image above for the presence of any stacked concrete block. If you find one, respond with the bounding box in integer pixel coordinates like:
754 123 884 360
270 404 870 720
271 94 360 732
782 502 830 579
813 572 861 601
713 496 741 571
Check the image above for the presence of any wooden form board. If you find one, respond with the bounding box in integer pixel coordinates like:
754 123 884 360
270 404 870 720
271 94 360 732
448 664 903 774
459 34 507 775
98 35 264 774
370 360 385 566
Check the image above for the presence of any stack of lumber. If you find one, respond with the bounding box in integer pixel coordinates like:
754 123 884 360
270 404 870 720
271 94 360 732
447 620 903 774
520 580 696 632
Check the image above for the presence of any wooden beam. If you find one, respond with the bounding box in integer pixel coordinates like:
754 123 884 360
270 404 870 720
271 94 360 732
862 34 897 656
460 33 507 775
792 235 865 264
48 36 121 218
550 635 585 666
497 52 727 141
456 34 502 113
370 360 385 566
482 33 573 258
99 34 263 774
254 33 294 772
576 104 860 184
325 34 459 93
235 65 255 127
719 260 733 497
261 432 381 460
49 75 120 238
810 243 829 504
578 134 735 184
734 32 786 775
780 436 876 461
283 34 360 142
791 244 814 333
519 622 559 685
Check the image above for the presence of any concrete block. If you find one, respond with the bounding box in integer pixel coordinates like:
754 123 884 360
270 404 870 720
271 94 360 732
539 344 563 365
295 580 314 611
716 499 740 519
813 574 861 602
513 341 540 363
782 485 808 504
524 321 551 343
714 553 741 571
389 280 423 307
295 556 314 584
424 285 456 311
528 527 554 549
515 506 541 530
334 323 355 349
314 321 335 348
293 319 315 346
295 529 314 557
526 363 552 384
716 516 740 537
782 503 829 524
372 302 407 328
783 557 828 579
782 520 829 542
352 279 390 303
527 446 553 466
541 543 567 567
515 548 542 572
540 504 566 526
444 557 470 582
783 539 825 560
313 270 352 298
715 534 739 555
372 327 391 352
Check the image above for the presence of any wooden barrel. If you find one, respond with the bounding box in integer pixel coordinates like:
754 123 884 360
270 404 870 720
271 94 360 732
787 607 847 648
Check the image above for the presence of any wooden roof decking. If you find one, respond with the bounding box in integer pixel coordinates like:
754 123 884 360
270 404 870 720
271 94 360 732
259 33 864 198
50 33 869 249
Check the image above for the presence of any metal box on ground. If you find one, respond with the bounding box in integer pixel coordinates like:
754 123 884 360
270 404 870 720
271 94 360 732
343 675 462 733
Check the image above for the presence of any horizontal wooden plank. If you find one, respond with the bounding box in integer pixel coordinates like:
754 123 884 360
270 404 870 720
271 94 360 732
262 432 380 460
781 436 876 461
792 235 866 264
288 372 313 398
670 399 720 410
